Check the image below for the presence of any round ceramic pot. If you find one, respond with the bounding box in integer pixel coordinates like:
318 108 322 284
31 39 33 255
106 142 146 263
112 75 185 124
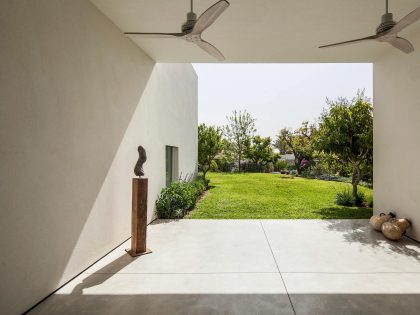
369 213 392 231
382 221 403 241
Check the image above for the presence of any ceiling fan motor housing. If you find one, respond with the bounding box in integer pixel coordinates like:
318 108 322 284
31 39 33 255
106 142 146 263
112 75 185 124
376 13 396 33
182 12 197 33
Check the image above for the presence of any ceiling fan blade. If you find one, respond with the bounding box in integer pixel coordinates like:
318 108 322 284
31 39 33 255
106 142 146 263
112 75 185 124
319 34 380 49
191 0 230 34
124 32 185 38
388 7 420 36
387 36 414 53
195 39 225 61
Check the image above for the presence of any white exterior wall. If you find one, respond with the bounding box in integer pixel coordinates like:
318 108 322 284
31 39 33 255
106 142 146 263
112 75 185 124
373 31 420 241
0 1 197 314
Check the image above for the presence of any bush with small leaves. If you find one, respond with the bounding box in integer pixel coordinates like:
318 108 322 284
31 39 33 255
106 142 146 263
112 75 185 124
195 175 209 191
274 160 288 172
156 179 208 219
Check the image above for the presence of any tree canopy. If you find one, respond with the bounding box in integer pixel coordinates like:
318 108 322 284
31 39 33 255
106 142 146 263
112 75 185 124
198 123 224 180
274 121 316 174
224 110 256 172
317 92 373 197
245 136 275 170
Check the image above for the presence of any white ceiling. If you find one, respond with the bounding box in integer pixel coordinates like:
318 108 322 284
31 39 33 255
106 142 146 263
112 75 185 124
91 0 420 62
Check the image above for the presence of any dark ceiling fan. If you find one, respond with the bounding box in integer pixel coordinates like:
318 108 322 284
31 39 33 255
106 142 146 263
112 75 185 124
125 0 230 61
319 0 420 54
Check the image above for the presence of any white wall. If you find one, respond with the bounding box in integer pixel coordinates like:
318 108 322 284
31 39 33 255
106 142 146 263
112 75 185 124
374 31 420 241
0 1 197 314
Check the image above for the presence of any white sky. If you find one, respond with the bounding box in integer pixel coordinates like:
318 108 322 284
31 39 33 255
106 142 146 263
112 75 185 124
192 63 373 139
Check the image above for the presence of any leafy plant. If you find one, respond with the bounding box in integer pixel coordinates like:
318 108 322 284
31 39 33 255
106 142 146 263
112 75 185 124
214 157 235 172
335 189 354 206
274 160 288 171
367 195 374 208
156 179 207 219
192 177 207 194
198 124 224 180
335 189 367 207
354 191 367 207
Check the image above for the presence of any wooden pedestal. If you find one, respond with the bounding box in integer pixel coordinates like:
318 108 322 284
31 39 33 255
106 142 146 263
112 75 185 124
125 178 152 257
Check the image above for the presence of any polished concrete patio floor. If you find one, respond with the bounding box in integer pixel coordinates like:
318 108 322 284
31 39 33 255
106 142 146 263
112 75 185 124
30 220 420 315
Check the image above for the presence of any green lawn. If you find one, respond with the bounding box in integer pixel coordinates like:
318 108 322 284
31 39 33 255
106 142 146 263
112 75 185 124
187 172 373 219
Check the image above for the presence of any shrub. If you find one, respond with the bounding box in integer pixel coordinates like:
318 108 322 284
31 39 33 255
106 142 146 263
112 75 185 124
192 180 206 196
265 162 274 173
215 157 235 172
301 169 315 179
354 191 367 207
244 162 263 173
335 189 353 206
367 196 373 208
195 175 210 190
335 189 368 207
156 179 207 219
274 160 288 172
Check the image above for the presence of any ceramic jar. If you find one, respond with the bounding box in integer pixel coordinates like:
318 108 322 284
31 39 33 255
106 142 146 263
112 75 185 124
369 212 394 231
381 218 411 241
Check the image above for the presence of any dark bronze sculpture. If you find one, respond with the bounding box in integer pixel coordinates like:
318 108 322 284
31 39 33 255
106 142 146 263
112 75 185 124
134 146 147 177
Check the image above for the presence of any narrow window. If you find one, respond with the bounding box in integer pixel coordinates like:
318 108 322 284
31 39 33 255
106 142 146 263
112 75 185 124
165 146 179 187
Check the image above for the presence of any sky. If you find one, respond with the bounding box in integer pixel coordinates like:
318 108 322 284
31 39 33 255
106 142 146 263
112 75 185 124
192 63 373 139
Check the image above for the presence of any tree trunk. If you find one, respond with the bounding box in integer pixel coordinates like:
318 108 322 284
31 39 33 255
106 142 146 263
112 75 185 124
295 157 302 175
238 153 241 173
351 163 360 198
296 162 301 175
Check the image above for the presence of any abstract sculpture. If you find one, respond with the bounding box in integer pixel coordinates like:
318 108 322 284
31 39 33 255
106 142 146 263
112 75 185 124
126 145 152 257
134 145 147 177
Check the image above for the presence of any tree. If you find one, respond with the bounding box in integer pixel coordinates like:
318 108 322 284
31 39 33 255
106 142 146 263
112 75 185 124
274 121 316 175
198 124 224 180
224 110 256 172
317 92 373 198
313 151 352 177
245 136 274 172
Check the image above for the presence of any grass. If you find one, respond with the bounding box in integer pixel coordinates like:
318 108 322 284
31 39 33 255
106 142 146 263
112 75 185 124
187 172 373 219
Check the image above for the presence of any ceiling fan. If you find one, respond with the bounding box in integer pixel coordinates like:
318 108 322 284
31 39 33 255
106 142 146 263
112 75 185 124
125 0 230 61
319 0 420 54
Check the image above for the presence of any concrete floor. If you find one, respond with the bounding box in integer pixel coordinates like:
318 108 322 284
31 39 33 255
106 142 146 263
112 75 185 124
30 220 420 315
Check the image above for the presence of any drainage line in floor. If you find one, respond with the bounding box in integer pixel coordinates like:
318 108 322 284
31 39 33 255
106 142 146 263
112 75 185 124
259 221 297 315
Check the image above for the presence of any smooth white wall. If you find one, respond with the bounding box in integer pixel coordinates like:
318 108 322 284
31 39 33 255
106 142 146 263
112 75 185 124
374 31 420 241
0 1 197 314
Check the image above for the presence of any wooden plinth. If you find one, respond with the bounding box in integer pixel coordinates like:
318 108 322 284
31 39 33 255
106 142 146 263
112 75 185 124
126 178 152 257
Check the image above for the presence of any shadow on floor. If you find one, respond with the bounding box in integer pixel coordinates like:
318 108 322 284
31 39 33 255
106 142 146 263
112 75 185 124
149 218 182 225
289 293 420 315
70 253 140 295
314 207 372 219
29 292 420 315
325 220 420 261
